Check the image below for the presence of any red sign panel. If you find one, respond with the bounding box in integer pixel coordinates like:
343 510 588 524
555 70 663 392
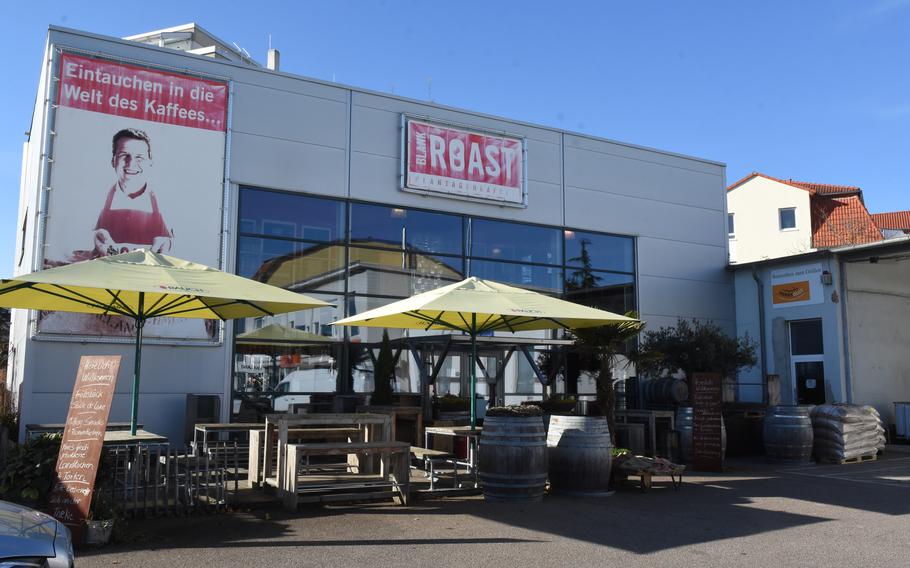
48 356 121 543
405 119 524 204
58 53 227 131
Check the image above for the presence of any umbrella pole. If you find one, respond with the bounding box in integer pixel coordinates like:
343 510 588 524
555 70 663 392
130 293 145 436
470 314 477 430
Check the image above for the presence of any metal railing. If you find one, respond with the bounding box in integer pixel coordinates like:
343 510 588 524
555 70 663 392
100 444 229 518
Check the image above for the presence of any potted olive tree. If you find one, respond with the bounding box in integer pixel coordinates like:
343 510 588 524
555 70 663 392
370 329 395 406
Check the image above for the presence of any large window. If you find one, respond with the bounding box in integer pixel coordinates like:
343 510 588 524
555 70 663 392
240 188 345 242
470 219 562 265
565 230 634 273
233 186 638 419
350 203 462 255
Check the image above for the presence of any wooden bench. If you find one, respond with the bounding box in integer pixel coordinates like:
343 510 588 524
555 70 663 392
282 441 410 509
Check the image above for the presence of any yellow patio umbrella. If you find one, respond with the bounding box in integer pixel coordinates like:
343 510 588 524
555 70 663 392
0 249 331 434
333 276 638 427
235 323 332 349
236 323 335 389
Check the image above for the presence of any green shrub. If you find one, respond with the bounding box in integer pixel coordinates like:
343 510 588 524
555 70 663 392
0 434 62 506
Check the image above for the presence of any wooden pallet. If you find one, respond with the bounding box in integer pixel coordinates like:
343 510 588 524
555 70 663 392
819 453 877 465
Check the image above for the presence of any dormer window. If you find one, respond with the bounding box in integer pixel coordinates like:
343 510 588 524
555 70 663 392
779 208 796 231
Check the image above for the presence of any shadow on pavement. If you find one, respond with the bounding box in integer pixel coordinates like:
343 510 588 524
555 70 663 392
78 454 910 557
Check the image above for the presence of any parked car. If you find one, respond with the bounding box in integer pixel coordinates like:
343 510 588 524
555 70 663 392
0 500 74 567
272 369 368 411
272 369 337 412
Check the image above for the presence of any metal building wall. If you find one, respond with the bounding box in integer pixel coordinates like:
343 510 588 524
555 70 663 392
11 25 733 441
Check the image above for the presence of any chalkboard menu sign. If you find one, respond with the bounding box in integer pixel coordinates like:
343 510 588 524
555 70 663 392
48 355 121 542
692 372 724 472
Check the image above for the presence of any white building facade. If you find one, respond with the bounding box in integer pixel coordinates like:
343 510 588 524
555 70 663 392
727 174 814 264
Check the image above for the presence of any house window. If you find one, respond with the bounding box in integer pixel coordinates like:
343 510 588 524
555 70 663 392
727 213 735 237
779 208 796 231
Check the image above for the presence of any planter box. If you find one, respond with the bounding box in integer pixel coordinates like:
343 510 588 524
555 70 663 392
85 519 114 545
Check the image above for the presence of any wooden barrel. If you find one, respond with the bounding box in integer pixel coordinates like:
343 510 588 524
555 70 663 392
547 416 613 496
478 416 548 502
763 406 814 463
676 406 727 464
644 378 689 405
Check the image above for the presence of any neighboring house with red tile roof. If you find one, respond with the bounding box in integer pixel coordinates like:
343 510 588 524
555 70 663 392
871 211 910 237
726 172 883 264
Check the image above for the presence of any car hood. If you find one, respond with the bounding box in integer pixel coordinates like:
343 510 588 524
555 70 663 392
0 501 57 559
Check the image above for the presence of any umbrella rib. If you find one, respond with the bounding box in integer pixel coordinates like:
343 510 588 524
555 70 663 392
191 296 234 320
404 310 462 333
152 298 222 319
0 281 36 296
151 304 224 319
498 315 519 334
146 295 196 318
477 313 498 334
415 310 448 331
50 284 137 316
456 311 472 333
235 299 275 317
543 317 567 328
143 292 175 317
29 285 133 317
104 289 135 317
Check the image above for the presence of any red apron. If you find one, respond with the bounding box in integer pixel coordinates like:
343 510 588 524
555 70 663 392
95 185 171 250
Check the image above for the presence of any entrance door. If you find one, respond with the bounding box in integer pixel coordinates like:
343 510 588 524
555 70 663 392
793 359 825 405
789 319 826 405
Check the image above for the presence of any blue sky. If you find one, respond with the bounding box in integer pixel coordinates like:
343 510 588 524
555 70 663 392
3 1 909 272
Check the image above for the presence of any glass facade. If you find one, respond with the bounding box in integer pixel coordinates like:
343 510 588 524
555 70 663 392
231 187 637 419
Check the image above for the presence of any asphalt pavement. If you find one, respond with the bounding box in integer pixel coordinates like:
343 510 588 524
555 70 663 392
77 451 910 568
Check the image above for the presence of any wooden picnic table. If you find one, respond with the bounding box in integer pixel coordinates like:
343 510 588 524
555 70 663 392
261 414 392 491
264 413 406 507
249 426 361 487
356 405 423 445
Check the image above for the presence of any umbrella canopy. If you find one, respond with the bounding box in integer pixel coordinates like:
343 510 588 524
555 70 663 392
0 249 331 433
236 323 333 349
333 277 637 427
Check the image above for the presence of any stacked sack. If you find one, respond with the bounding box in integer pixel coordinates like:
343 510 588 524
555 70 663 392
810 404 886 462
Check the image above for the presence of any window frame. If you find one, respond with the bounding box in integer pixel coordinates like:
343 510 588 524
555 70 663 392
779 207 797 231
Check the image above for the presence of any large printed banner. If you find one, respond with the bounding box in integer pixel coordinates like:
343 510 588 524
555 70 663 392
40 53 229 340
771 263 824 308
405 119 524 205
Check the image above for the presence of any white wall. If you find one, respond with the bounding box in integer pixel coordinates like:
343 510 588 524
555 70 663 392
727 177 813 264
845 259 910 424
